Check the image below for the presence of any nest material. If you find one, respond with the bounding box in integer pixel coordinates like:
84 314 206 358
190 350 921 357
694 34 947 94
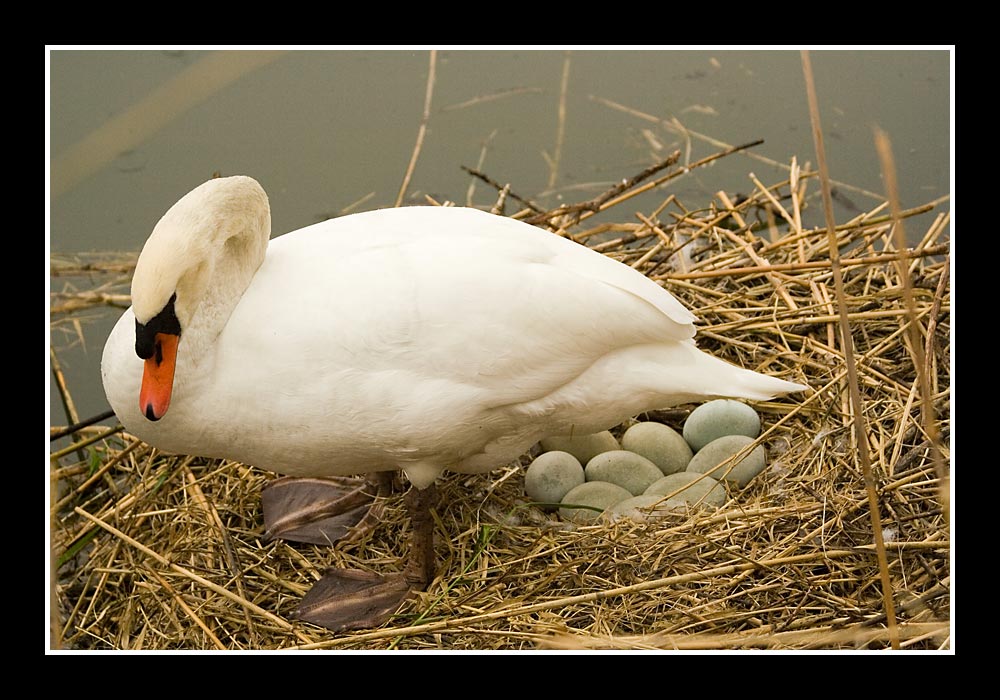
49 155 951 651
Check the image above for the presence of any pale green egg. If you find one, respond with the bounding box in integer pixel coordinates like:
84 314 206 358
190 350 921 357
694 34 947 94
559 481 633 522
524 450 585 509
645 471 727 508
540 431 619 465
682 400 761 452
621 421 693 476
585 450 663 496
686 435 765 488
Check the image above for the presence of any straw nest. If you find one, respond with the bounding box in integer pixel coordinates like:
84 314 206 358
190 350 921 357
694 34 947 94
50 148 951 651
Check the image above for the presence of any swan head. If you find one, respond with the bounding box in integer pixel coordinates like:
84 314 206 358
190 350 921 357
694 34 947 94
130 175 270 421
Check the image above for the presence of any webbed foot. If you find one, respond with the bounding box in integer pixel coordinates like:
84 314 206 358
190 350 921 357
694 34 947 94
295 568 413 631
262 473 391 546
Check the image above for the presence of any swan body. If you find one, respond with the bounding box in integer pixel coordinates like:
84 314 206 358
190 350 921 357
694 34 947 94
102 176 806 490
101 175 807 630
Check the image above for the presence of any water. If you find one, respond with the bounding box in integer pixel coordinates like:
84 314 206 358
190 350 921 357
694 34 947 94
47 47 952 431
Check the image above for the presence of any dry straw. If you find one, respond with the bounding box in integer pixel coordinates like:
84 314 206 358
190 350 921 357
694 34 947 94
49 56 950 651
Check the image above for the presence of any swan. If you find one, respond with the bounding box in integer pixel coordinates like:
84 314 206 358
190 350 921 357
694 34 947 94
101 175 807 630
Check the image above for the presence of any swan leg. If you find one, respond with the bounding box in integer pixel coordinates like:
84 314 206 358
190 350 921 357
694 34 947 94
403 483 437 589
293 483 438 632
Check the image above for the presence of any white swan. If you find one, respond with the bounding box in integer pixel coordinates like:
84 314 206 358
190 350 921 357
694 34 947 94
101 175 806 630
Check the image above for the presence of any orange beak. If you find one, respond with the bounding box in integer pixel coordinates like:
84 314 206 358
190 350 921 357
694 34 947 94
139 332 179 421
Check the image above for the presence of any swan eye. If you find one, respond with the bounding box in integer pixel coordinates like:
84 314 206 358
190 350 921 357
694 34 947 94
135 293 181 359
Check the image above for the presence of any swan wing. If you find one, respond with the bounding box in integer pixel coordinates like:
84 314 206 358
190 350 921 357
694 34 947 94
245 207 697 408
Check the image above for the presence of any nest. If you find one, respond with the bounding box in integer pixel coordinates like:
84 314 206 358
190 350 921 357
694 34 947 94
49 144 951 651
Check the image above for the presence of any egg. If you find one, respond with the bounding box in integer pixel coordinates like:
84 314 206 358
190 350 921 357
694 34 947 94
682 399 761 451
540 431 620 465
644 471 727 508
584 450 664 496
524 451 585 508
559 481 634 523
686 435 766 487
621 421 693 476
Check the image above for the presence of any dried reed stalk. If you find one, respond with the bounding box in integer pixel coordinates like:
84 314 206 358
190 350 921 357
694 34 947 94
801 50 899 648
395 50 437 208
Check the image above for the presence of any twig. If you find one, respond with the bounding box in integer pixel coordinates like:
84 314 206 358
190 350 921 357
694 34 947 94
526 148 686 227
461 166 545 213
874 127 948 519
395 50 437 208
441 87 543 112
657 245 948 281
51 409 117 442
546 51 571 191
